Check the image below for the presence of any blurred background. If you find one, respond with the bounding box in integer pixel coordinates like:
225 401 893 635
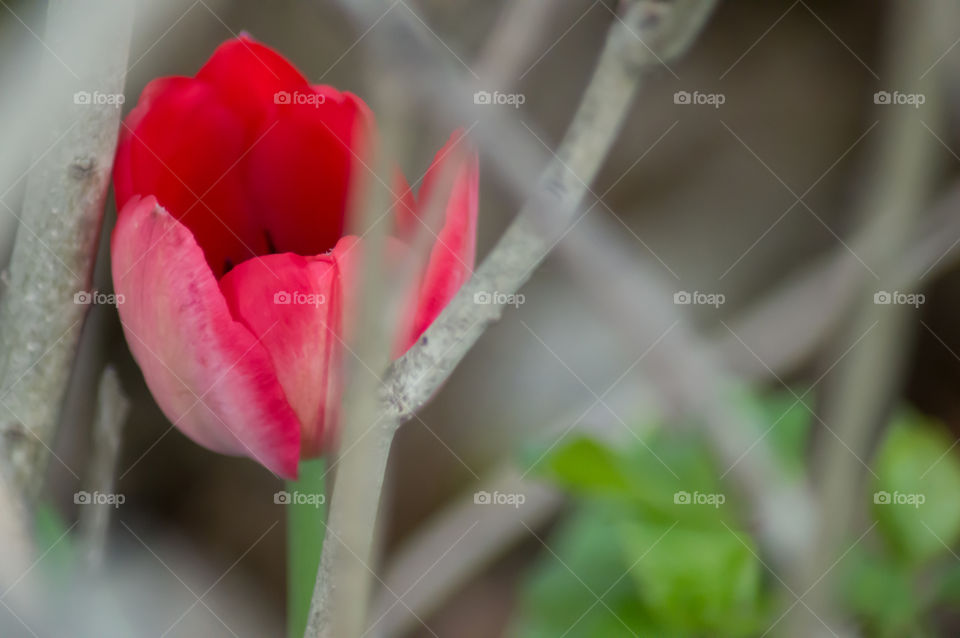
2 0 960 636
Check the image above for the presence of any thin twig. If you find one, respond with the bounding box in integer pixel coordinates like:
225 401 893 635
369 465 563 638
473 0 559 92
0 0 134 501
78 366 130 571
716 177 960 380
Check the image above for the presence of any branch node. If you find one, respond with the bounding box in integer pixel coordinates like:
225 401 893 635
69 156 96 180
0 422 29 447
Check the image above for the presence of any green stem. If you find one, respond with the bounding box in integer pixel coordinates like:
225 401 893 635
287 458 327 638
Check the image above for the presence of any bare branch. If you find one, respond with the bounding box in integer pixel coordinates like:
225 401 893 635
717 177 960 380
305 54 416 638
0 0 134 501
381 0 719 424
796 0 947 633
0 471 33 597
370 466 563 638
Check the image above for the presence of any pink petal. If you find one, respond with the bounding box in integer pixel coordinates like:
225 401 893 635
403 131 479 349
218 251 344 457
112 196 301 478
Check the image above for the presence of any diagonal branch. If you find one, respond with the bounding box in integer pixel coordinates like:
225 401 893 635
380 0 719 425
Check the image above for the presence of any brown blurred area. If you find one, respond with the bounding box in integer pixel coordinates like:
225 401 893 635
3 0 960 636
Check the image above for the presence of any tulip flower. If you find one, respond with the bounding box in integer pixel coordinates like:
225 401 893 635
111 36 478 478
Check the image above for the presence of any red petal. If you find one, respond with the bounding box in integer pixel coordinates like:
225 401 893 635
111 196 301 478
115 37 372 276
219 252 344 457
245 86 374 256
114 76 269 277
196 35 311 130
403 131 479 349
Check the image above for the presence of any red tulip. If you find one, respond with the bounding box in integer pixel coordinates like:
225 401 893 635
111 36 478 478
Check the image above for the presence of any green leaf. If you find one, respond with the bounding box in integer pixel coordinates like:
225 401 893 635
286 458 327 638
515 431 768 636
934 562 960 602
873 413 960 562
509 505 661 638
618 520 765 636
621 429 734 525
533 431 742 529
747 389 813 474
531 436 635 497
841 546 921 637
33 502 76 582
514 393 809 637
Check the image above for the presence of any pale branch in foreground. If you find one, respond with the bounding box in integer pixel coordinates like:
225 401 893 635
0 471 33 600
306 71 413 638
0 0 134 501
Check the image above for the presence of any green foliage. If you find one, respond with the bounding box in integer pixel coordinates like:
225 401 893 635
514 423 771 637
33 502 77 583
511 506 661 638
841 547 922 638
514 393 960 638
534 429 745 529
533 436 635 497
743 389 813 475
872 412 960 562
619 521 764 636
